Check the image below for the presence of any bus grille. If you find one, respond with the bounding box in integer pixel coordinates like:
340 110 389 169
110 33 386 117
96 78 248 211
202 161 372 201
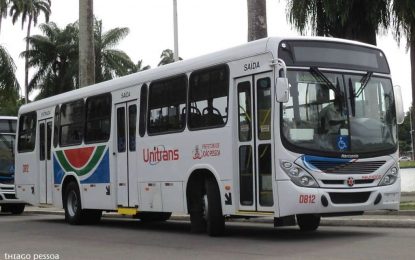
322 179 375 185
329 192 371 204
308 160 385 174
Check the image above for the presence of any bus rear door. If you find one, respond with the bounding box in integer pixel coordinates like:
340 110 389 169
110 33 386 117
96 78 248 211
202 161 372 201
38 118 53 204
115 102 138 208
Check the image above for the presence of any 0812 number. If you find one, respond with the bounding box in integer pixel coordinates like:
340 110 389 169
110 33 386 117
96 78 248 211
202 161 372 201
299 194 316 204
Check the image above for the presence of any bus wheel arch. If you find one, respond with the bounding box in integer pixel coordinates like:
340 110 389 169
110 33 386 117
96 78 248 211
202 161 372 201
186 169 225 236
61 175 102 225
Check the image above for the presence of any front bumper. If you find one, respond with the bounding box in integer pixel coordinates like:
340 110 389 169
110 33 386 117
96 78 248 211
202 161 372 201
277 178 400 217
0 183 24 204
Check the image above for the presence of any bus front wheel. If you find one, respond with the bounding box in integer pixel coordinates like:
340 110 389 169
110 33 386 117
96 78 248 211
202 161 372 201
297 214 321 231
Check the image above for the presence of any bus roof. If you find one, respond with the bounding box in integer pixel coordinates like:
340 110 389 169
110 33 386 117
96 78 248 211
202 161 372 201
18 36 382 115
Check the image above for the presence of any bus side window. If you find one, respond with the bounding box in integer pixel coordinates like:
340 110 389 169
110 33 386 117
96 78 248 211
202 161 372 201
139 85 148 137
257 78 271 140
17 112 37 152
60 99 84 146
53 105 60 148
85 93 111 143
188 65 229 129
147 75 187 134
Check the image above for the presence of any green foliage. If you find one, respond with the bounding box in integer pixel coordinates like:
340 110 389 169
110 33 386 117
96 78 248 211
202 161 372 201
0 45 19 92
398 109 412 154
400 201 415 210
158 49 182 66
21 22 79 99
22 19 136 100
9 0 51 29
392 0 415 45
399 160 415 168
286 0 391 45
94 19 135 82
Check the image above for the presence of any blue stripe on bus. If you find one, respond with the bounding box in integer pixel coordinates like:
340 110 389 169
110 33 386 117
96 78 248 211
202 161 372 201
80 150 110 184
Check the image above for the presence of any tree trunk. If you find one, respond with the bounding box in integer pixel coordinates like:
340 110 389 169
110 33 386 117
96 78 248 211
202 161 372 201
79 0 95 87
410 39 415 160
315 0 325 36
24 16 32 104
247 0 267 42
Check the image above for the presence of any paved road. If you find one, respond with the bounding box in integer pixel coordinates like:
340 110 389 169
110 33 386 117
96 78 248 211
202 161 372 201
1 213 415 260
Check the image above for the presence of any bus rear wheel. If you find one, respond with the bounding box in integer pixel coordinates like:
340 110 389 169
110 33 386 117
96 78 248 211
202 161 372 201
64 182 83 225
64 182 102 225
134 212 172 222
204 176 225 236
297 214 321 231
10 204 25 215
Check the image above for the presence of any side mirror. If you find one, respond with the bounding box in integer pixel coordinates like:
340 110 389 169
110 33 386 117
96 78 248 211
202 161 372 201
276 59 289 103
393 85 404 125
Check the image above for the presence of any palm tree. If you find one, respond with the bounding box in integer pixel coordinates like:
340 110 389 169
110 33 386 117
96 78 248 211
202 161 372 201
158 49 181 66
131 59 150 73
0 0 9 36
79 0 95 87
23 20 136 99
247 0 267 41
10 0 51 103
0 45 19 93
391 0 415 158
0 44 20 113
21 22 79 99
286 0 390 45
94 19 135 83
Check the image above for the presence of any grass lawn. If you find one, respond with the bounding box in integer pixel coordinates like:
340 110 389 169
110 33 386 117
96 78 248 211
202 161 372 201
400 202 415 210
399 160 415 168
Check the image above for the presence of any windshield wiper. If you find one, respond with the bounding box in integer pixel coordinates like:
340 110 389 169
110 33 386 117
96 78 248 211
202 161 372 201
309 67 342 98
354 71 373 97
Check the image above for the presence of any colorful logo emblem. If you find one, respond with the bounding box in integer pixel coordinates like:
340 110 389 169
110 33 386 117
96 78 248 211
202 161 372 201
54 145 109 184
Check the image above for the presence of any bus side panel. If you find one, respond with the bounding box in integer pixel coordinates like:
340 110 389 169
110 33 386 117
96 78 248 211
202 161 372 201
15 151 40 205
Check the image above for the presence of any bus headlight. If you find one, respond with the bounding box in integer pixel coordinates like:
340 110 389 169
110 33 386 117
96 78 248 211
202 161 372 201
281 161 319 188
379 166 399 186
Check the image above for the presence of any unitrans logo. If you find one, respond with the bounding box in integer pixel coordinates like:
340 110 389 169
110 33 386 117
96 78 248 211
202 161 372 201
143 145 179 165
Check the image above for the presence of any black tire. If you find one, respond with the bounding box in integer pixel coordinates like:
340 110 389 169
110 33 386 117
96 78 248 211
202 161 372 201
297 214 321 231
188 178 207 233
10 204 25 215
134 212 172 222
64 182 83 225
63 182 102 225
84 209 102 224
205 176 225 236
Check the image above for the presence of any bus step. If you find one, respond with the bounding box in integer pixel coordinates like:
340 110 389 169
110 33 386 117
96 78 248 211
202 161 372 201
117 207 138 215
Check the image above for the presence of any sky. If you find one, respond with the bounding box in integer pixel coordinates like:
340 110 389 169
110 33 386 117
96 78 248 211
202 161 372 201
0 0 412 111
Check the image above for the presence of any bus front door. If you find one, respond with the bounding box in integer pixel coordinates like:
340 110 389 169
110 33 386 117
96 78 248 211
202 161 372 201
115 102 138 208
38 118 53 204
236 72 275 212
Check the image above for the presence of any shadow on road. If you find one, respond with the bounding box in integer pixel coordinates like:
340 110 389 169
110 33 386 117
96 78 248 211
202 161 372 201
27 214 385 242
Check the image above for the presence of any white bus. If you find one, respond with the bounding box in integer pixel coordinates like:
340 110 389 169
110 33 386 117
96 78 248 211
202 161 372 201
0 116 25 214
15 37 404 236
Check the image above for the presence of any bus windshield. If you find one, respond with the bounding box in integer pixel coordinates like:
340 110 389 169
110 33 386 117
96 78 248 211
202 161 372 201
0 134 15 179
281 69 397 156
